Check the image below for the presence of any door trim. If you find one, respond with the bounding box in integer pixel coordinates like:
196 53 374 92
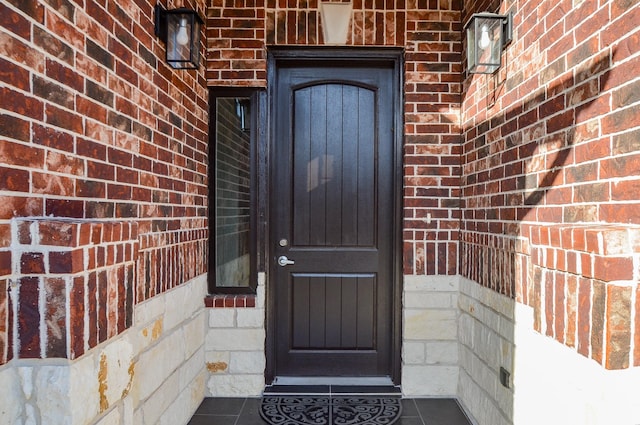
265 47 404 385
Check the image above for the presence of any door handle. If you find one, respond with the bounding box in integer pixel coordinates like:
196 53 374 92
277 255 295 267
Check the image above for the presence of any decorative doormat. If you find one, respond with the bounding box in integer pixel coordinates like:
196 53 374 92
260 396 402 425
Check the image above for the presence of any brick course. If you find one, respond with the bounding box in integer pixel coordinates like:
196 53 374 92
207 0 463 278
0 0 208 365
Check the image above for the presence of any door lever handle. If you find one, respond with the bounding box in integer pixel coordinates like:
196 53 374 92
277 255 295 267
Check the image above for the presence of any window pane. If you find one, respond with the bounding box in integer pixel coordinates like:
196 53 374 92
215 97 251 287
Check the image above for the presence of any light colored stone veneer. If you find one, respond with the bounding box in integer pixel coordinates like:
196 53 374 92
131 274 207 424
402 275 460 397
458 277 640 425
205 273 266 396
0 366 24 423
458 277 515 425
0 274 207 425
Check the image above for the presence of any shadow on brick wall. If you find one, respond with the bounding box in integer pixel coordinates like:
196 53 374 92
459 43 635 423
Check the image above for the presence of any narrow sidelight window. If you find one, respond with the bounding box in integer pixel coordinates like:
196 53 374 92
209 88 259 293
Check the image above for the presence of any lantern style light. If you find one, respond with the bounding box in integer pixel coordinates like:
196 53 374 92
465 12 512 74
154 5 203 69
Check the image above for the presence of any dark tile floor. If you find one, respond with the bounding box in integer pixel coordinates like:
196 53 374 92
188 397 472 425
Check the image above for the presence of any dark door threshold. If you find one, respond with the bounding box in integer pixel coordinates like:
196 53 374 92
264 382 401 396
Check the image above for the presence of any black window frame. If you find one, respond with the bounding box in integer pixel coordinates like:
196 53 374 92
208 87 261 294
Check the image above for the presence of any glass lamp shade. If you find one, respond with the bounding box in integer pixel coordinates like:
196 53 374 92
155 7 203 69
466 13 507 74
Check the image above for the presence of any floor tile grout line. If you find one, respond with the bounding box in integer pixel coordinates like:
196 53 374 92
410 399 427 425
232 398 248 425
190 397 471 425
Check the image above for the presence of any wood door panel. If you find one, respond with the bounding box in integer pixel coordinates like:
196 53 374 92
292 84 376 248
291 274 376 349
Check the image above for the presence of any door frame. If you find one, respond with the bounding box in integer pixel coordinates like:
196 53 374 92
264 47 404 385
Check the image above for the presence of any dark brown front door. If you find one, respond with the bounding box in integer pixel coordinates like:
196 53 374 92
270 51 401 380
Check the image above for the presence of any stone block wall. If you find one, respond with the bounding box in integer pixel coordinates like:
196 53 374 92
458 278 515 425
132 275 207 425
205 0 463 276
0 274 207 425
402 275 459 396
204 274 266 397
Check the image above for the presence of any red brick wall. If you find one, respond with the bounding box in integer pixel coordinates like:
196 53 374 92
461 0 640 369
207 0 464 276
0 0 209 364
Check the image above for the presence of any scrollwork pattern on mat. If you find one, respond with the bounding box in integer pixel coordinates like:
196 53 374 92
260 396 401 425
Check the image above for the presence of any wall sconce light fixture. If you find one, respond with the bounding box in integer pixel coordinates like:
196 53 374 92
465 12 513 74
154 5 203 69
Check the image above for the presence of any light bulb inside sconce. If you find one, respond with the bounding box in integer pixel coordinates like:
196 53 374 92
478 25 491 49
154 6 203 68
176 18 189 46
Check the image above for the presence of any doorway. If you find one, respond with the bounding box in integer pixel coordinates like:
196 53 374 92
266 48 403 384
